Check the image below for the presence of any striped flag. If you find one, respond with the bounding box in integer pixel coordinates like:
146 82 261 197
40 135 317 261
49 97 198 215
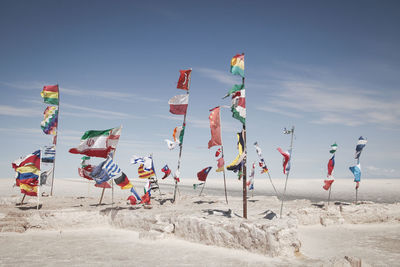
41 85 59 105
355 136 367 159
41 106 58 135
277 148 290 174
230 54 244 77
138 164 155 178
169 94 189 115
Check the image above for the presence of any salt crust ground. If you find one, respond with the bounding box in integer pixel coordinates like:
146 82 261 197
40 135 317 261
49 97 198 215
0 178 399 266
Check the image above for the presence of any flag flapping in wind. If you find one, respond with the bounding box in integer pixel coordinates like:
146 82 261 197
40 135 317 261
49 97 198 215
138 164 155 178
130 155 153 171
12 150 41 196
197 166 212 182
355 136 367 159
246 162 255 190
230 88 246 125
323 180 334 191
41 106 58 135
161 165 171 179
230 53 244 77
177 69 192 90
330 143 338 154
227 131 246 173
349 164 361 183
41 85 59 105
254 142 269 173
69 126 121 158
277 148 290 174
90 156 132 189
208 107 222 148
173 126 185 143
42 146 55 163
169 94 189 115
327 155 335 177
216 157 225 172
12 150 41 171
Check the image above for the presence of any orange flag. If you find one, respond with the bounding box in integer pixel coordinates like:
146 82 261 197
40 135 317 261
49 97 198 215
208 107 222 148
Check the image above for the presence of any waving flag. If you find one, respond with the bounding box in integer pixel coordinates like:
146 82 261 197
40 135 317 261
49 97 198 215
349 164 361 182
208 107 222 148
327 155 335 177
277 148 290 174
215 148 222 157
12 150 41 170
114 173 133 189
130 155 153 170
323 179 334 191
138 164 155 178
41 85 59 105
216 157 225 172
161 165 171 179
230 53 244 77
355 136 367 159
164 139 179 150
227 131 246 172
41 106 58 135
197 166 212 182
177 69 192 90
223 84 244 99
69 126 121 158
254 142 269 173
231 89 246 125
330 143 338 154
42 146 55 163
169 94 189 115
90 156 132 189
246 162 255 190
173 126 185 143
12 151 41 196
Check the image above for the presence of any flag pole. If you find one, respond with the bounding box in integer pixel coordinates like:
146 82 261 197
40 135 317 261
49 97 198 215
37 146 42 210
242 72 248 219
50 84 60 196
279 126 295 218
199 180 206 196
173 68 192 203
215 106 229 204
20 194 26 205
150 153 162 196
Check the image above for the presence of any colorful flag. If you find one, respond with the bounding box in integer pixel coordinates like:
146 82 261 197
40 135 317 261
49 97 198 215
114 173 133 189
223 84 244 99
161 165 171 179
355 136 367 159
130 187 142 202
19 182 38 196
227 131 246 172
330 143 338 154
69 126 121 158
277 148 290 174
95 181 111 188
41 106 58 135
323 179 334 191
327 155 335 177
216 157 225 172
127 195 137 205
177 69 192 90
247 162 255 190
197 166 212 182
215 147 222 157
254 142 269 173
41 146 55 163
16 166 40 185
173 126 185 143
12 150 41 170
230 54 244 77
349 164 361 183
140 191 151 205
169 94 189 115
173 169 180 182
208 107 222 148
41 85 59 105
130 155 153 170
231 89 245 125
138 164 155 178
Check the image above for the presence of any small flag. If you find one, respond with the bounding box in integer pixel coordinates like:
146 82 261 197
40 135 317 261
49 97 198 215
223 84 244 99
330 143 338 154
323 179 334 191
169 94 189 115
197 166 212 182
174 169 180 182
41 106 58 135
254 142 262 157
208 107 222 148
138 164 155 179
165 139 179 150
130 155 153 170
114 172 133 190
216 157 225 172
193 183 204 190
230 53 244 77
127 195 137 205
247 162 255 191
42 146 55 163
215 147 222 157
173 126 185 143
177 69 192 90
277 148 290 174
230 89 245 125
349 164 361 183
12 150 41 171
327 155 335 177
69 126 121 158
161 165 171 179
130 187 142 202
355 136 367 159
41 85 59 105
140 191 151 205
227 131 245 172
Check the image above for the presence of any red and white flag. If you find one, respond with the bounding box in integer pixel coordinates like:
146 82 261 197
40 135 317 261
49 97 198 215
208 107 222 148
277 147 290 174
169 95 189 115
177 69 192 90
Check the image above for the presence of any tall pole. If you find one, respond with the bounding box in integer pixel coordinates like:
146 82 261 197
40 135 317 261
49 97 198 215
173 68 192 203
279 126 294 218
242 75 247 219
220 145 228 204
151 153 162 195
37 146 42 210
50 84 60 196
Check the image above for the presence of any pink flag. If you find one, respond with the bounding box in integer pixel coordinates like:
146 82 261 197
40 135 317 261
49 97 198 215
216 156 225 172
277 148 290 174
169 95 188 115
208 107 222 148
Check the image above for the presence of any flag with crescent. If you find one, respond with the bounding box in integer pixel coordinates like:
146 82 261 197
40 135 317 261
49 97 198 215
177 69 192 90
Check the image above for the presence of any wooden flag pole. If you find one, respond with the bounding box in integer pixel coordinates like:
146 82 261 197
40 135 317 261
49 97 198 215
20 194 26 205
50 84 60 196
199 181 206 197
99 188 106 205
242 73 248 219
37 146 42 210
173 68 192 203
279 126 295 218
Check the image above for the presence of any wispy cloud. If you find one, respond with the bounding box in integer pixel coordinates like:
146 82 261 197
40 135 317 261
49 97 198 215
0 105 42 117
62 103 132 119
197 68 237 85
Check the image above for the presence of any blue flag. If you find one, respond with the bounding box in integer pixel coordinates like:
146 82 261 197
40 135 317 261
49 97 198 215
355 136 367 159
349 164 361 182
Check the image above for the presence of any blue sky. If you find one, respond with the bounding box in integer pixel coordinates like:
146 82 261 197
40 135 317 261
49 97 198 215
1 0 399 181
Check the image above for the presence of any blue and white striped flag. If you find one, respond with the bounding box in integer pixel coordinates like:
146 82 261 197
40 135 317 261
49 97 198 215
130 155 153 171
90 156 122 184
355 136 367 159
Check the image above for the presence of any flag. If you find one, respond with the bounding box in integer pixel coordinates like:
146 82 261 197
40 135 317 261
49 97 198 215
177 69 192 90
259 159 269 173
197 166 212 182
327 155 335 177
144 180 152 195
42 146 55 163
227 131 245 172
161 165 171 179
40 168 53 185
41 85 59 105
12 150 41 170
16 166 40 185
231 89 245 125
230 53 244 77
216 157 225 172
355 136 367 159
114 172 133 189
130 155 153 170
90 156 131 189
165 139 179 150
69 126 121 158
19 183 38 196
130 187 142 202
254 142 262 157
277 148 290 174
193 183 204 190
330 143 338 154
95 182 111 188
323 179 334 191
247 162 255 190
174 169 180 182
349 164 361 183
223 84 244 99
127 195 137 205
78 166 93 180
215 147 222 157
169 94 189 115
208 107 222 148
140 191 151 205
173 126 185 143
41 106 58 135
138 164 155 178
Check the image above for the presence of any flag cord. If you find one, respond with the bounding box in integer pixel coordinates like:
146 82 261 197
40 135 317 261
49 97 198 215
279 126 295 218
50 83 60 196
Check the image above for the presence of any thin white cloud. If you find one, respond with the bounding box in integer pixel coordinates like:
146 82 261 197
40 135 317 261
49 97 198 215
0 105 42 117
62 103 132 119
197 68 238 85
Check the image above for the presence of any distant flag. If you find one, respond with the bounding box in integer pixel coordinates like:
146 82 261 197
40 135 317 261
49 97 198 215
230 88 246 125
130 187 141 202
246 162 255 190
165 139 179 150
127 195 137 205
173 169 180 182
114 172 133 190
12 150 41 196
254 142 269 173
130 155 153 171
161 165 171 179
323 180 334 191
330 143 338 154
41 106 58 135
277 148 290 174
12 150 41 171
254 142 262 157
41 85 59 105
69 126 121 158
138 164 155 179
193 183 204 190
140 191 151 205
327 155 335 177
215 147 222 157
78 156 93 180
227 131 246 173
208 107 222 148
216 157 225 172
197 166 212 182
349 164 361 183
355 136 367 159
90 156 132 189
230 53 244 77
41 146 56 163
223 84 245 99
173 126 185 143
283 128 293 134
177 69 192 90
168 94 189 115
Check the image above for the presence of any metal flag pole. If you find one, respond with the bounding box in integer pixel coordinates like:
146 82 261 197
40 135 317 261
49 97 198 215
327 186 332 206
199 180 207 196
279 126 295 218
37 146 42 210
50 84 60 196
355 158 359 205
241 73 248 219
173 68 192 203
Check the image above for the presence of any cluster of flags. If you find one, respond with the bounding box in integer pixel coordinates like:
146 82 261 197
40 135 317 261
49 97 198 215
226 130 246 178
323 143 337 191
226 54 245 125
12 150 41 196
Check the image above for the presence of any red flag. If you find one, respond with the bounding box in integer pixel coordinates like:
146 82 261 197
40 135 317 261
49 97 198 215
95 182 111 188
177 69 192 90
327 155 335 176
127 195 137 205
208 107 222 148
140 192 151 204
323 179 334 190
169 95 188 115
197 166 212 182
216 157 225 172
277 148 290 174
